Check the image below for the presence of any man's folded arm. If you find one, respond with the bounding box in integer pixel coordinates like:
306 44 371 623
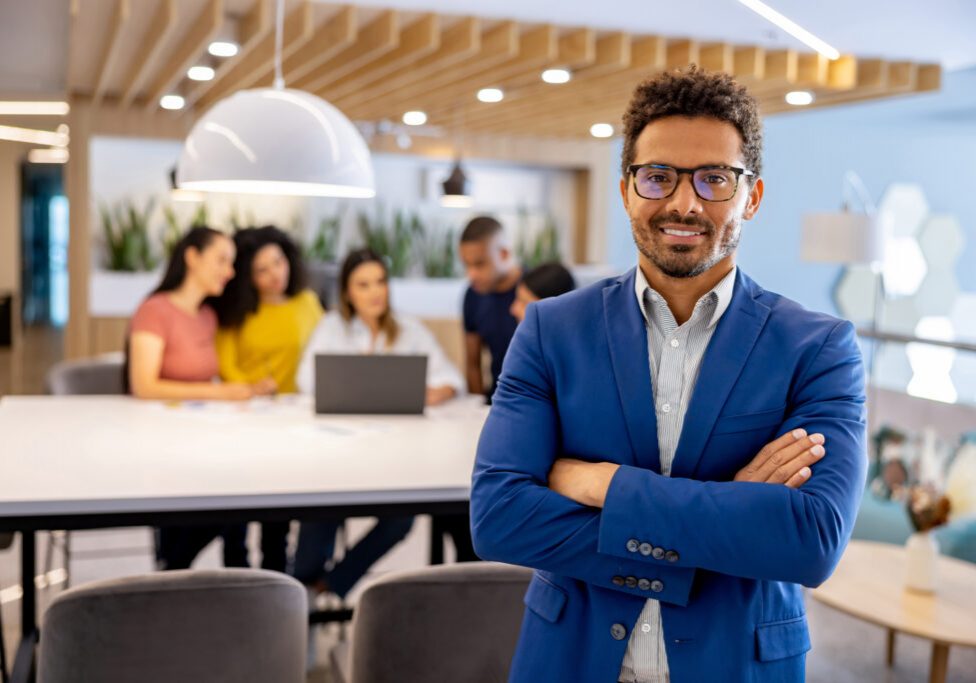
598 320 868 587
470 305 697 605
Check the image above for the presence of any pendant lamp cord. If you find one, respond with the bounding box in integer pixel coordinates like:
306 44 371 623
273 0 285 89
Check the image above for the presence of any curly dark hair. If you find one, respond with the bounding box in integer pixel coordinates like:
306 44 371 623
620 65 763 178
214 225 307 328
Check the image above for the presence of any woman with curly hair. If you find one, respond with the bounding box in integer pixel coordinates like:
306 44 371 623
214 225 324 395
213 225 324 571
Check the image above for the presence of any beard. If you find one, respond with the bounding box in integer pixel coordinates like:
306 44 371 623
631 211 741 279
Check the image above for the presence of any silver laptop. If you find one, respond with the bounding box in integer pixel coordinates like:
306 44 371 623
314 354 428 414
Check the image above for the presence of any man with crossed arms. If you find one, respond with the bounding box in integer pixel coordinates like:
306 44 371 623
471 66 866 682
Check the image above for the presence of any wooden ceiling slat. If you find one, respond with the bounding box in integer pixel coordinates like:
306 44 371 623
856 59 888 89
415 27 596 123
665 39 699 70
457 36 667 133
281 6 357 84
342 20 517 117
763 49 799 83
119 0 178 107
144 0 223 109
92 0 131 106
700 43 734 73
239 0 272 47
558 28 596 66
408 24 561 120
796 53 829 86
733 47 765 81
322 14 441 102
292 11 400 93
190 0 314 111
328 16 479 111
828 55 858 89
456 30 627 127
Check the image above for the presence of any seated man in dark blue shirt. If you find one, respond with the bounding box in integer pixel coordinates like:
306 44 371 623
459 216 521 399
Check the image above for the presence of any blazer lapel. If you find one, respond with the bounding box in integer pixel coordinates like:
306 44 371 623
670 270 771 479
603 269 660 473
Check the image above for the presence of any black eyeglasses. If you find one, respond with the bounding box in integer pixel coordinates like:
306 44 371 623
628 164 755 202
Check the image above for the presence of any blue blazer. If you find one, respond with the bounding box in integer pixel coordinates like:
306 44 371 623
470 268 866 683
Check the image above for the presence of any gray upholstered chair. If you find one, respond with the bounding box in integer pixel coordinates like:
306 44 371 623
41 353 126 582
334 562 532 683
38 569 307 683
44 353 125 395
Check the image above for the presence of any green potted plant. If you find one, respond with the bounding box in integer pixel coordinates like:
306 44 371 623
357 205 423 277
99 198 158 272
161 204 209 258
516 207 561 269
420 225 458 278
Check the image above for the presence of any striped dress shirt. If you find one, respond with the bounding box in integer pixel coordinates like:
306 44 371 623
617 265 738 683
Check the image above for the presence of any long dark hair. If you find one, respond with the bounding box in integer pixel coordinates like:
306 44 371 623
214 225 307 328
339 248 399 348
123 226 226 393
153 226 226 295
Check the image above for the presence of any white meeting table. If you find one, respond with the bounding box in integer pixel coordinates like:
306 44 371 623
0 394 489 683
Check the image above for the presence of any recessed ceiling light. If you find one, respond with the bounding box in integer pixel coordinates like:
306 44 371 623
402 111 427 126
785 90 815 106
590 123 614 138
0 101 70 116
28 147 69 164
0 124 68 147
477 88 504 103
736 0 840 60
160 95 185 111
542 69 571 84
187 66 215 82
208 41 239 58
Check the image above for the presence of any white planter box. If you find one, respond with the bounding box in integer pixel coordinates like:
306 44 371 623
389 278 467 319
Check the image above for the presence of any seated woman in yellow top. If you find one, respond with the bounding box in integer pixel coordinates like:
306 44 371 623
215 225 323 394
213 225 323 571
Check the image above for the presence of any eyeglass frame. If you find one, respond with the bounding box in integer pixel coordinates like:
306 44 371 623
627 163 756 203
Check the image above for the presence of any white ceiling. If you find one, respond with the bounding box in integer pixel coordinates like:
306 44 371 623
1 0 974 97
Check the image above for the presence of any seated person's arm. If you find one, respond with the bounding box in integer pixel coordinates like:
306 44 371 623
464 332 484 395
215 328 248 382
129 332 252 401
419 321 465 406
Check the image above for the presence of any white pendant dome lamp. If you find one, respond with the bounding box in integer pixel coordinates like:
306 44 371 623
176 0 375 198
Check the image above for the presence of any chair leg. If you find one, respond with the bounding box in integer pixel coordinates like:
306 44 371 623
63 531 71 589
0 588 8 683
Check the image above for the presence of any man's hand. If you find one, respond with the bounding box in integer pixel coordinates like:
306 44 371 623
548 429 823 508
734 429 825 488
548 459 620 508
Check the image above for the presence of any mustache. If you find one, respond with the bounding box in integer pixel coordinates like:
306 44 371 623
648 213 715 233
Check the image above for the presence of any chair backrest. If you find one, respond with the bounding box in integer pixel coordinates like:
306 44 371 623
45 353 125 395
38 569 307 683
348 562 532 683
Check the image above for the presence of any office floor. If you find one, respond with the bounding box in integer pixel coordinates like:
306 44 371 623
2 327 975 681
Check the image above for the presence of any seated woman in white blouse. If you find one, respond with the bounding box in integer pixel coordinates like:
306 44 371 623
296 247 463 403
293 248 464 604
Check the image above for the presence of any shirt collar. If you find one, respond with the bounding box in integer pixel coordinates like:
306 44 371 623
634 264 737 329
